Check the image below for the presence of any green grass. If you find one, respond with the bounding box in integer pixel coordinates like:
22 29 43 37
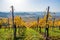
31 27 60 40
41 27 60 37
25 28 44 40
0 27 44 40
0 27 60 40
49 28 60 37
0 28 14 40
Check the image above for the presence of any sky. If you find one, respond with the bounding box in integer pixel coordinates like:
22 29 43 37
0 0 60 12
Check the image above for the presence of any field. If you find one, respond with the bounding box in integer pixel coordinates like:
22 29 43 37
0 12 60 40
0 27 60 40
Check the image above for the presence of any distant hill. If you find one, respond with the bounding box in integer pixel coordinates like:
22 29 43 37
0 12 44 18
0 12 60 19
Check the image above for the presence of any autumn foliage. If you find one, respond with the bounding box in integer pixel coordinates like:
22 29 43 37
0 13 60 28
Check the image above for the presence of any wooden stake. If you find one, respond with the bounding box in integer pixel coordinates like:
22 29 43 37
45 6 50 40
11 6 16 40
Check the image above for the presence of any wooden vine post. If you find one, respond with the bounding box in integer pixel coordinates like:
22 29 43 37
45 6 50 40
11 6 16 40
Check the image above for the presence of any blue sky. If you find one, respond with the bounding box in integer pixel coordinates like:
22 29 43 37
0 0 60 12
